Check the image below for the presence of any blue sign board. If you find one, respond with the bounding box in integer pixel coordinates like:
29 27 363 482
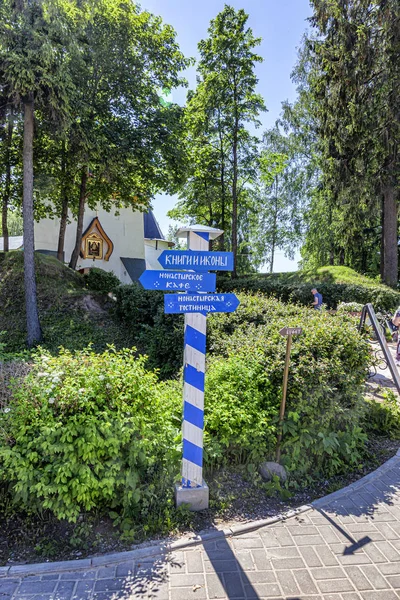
164 293 240 314
158 250 234 272
139 270 216 292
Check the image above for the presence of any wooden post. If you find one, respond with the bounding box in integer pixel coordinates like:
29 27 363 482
276 334 292 463
276 326 302 463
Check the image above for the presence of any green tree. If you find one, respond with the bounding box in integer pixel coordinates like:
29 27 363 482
307 0 400 285
176 6 265 275
0 0 79 345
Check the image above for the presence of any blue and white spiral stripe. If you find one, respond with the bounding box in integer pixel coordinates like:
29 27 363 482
181 230 209 487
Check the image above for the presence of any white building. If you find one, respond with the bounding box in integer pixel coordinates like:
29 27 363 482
0 207 172 284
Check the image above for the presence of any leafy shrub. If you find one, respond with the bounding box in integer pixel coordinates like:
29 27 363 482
0 347 180 523
207 294 371 479
337 302 364 313
363 391 400 439
115 284 183 377
84 267 120 294
203 353 277 468
218 276 400 311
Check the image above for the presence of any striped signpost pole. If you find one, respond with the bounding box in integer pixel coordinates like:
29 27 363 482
175 225 223 511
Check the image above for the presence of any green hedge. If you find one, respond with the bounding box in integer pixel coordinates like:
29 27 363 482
217 276 400 311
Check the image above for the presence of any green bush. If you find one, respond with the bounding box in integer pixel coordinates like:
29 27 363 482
0 347 180 523
115 284 184 377
363 391 400 439
218 276 400 311
207 294 371 479
337 302 364 313
84 267 120 294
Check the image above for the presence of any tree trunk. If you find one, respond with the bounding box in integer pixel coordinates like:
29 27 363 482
23 98 42 347
270 179 279 273
339 248 345 265
57 138 68 262
231 119 239 278
382 184 398 287
2 108 13 253
218 112 226 250
69 167 87 270
380 194 385 280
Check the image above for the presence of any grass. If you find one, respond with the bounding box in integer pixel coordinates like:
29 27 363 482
0 251 137 353
234 265 386 288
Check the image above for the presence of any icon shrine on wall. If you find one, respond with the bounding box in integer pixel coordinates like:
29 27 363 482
80 217 113 261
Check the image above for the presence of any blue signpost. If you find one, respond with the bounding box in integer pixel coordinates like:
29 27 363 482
139 270 216 292
164 292 240 314
158 249 234 272
140 225 239 511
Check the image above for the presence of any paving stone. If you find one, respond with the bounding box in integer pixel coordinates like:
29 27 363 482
170 573 205 587
361 564 389 588
344 565 374 590
94 577 127 592
293 568 319 594
317 578 355 593
276 570 299 595
114 561 134 578
204 560 238 573
317 525 344 543
60 571 96 581
233 537 263 550
235 550 254 570
266 546 300 559
243 582 281 598
386 574 400 588
72 580 95 599
293 534 326 546
271 557 305 570
379 562 400 575
374 541 400 561
223 571 244 598
186 551 203 573
41 574 60 580
243 571 276 584
251 549 271 570
0 581 19 594
170 585 207 599
206 574 226 599
97 565 117 579
286 525 318 536
54 581 76 599
17 581 58 594
311 567 346 580
361 592 399 600
299 546 323 567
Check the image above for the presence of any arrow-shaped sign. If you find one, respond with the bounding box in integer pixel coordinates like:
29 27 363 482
158 250 234 272
139 270 216 292
164 293 240 314
279 327 303 336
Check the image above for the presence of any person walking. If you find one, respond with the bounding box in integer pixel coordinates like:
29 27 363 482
311 288 323 309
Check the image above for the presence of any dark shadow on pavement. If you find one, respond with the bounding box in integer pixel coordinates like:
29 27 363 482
200 528 264 600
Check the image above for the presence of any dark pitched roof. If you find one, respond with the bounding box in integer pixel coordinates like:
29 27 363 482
120 257 146 282
144 211 164 240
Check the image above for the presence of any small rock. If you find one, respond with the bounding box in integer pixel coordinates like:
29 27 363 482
259 461 287 483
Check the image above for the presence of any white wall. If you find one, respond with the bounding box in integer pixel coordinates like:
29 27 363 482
35 206 145 284
144 239 171 270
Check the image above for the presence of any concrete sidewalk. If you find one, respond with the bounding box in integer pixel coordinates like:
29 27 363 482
2 453 400 599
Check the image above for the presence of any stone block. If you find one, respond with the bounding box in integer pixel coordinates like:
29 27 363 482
175 481 209 511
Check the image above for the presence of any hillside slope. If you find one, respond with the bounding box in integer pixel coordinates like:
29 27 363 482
0 252 134 352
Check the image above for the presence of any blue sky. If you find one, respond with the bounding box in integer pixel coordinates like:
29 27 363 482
143 0 313 271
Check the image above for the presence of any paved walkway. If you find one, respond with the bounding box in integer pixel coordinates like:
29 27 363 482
2 454 400 600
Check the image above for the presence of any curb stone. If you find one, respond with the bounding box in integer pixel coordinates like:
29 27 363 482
3 450 399 576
